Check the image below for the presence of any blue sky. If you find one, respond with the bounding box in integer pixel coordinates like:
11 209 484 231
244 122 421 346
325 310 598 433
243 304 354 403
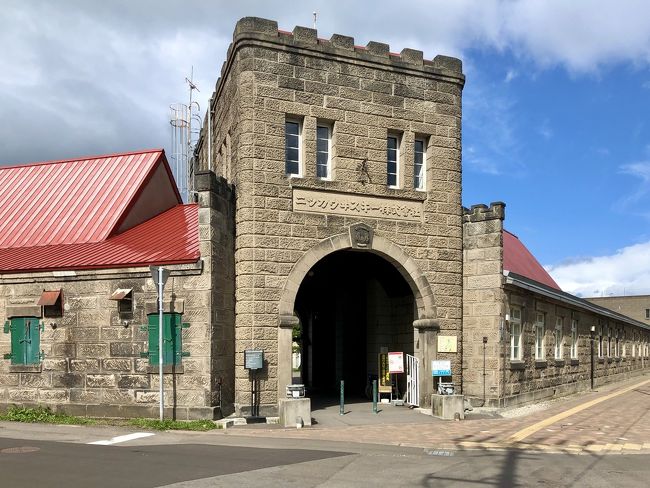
1 0 650 296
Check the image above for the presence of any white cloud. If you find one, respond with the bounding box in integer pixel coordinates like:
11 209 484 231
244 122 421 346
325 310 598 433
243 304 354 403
547 240 650 297
615 161 650 217
2 0 650 164
538 118 553 140
504 69 518 83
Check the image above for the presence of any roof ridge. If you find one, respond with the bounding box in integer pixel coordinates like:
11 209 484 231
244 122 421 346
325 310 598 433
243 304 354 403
0 148 164 171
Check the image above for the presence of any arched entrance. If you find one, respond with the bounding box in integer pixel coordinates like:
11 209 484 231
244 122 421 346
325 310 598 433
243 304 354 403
295 250 415 397
277 226 440 407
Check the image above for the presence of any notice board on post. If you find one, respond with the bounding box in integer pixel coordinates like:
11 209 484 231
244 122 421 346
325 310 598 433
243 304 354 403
388 352 404 373
244 349 264 370
378 353 392 393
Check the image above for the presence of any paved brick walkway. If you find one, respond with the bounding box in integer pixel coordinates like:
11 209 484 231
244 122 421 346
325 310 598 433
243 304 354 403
224 375 650 454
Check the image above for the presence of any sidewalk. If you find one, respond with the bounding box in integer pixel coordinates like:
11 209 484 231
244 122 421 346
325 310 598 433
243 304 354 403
224 374 650 455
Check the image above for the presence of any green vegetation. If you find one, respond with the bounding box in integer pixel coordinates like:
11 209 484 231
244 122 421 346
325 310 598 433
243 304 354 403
127 418 219 431
0 406 95 425
0 406 220 431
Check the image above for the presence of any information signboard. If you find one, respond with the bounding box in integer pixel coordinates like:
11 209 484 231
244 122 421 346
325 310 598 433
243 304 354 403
431 360 451 376
244 349 264 370
378 353 391 393
437 335 458 353
388 352 404 373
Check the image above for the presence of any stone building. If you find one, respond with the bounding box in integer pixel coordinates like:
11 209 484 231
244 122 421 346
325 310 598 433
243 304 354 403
586 295 650 324
196 17 465 415
0 150 234 419
463 203 650 406
1 17 648 420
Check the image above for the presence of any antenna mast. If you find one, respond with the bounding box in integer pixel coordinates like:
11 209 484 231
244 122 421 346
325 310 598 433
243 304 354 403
170 67 201 203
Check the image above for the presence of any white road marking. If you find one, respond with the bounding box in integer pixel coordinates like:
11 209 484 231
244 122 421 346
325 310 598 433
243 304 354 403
88 432 155 445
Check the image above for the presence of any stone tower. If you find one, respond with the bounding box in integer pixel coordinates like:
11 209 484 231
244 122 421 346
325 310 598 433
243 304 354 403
196 17 465 415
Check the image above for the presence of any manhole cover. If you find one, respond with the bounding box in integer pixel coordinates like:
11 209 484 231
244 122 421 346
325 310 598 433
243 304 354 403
1 446 40 454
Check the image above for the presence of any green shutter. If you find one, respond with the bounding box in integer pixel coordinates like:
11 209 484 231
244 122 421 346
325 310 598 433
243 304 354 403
148 313 184 366
3 321 10 334
147 314 160 366
8 317 40 365
11 318 24 364
25 318 40 364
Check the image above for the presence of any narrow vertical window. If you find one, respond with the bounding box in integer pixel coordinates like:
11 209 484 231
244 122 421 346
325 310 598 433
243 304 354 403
570 319 578 359
535 313 545 360
387 135 399 188
510 307 522 360
645 308 649 319
285 120 301 177
598 326 603 358
316 125 331 179
554 317 563 360
414 138 425 190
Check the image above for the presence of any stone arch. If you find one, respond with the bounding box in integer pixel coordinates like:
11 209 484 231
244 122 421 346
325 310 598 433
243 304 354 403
279 225 437 323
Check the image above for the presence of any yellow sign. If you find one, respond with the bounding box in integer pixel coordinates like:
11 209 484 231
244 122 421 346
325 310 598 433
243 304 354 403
437 335 457 353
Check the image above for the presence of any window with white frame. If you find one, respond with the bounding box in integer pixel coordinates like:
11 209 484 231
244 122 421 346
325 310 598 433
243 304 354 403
510 307 522 360
607 328 612 357
414 138 426 190
387 134 400 188
535 313 545 360
615 330 620 357
598 326 603 358
554 317 563 360
570 319 578 359
285 119 302 177
316 124 331 179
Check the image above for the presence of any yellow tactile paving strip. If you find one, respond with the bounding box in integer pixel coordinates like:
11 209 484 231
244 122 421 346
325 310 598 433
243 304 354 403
224 376 650 455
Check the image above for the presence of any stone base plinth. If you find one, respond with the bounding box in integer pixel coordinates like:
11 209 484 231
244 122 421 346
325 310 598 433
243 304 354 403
278 398 311 427
431 394 464 420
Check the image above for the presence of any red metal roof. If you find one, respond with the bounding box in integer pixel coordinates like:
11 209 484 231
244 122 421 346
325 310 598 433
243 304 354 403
0 149 180 249
0 204 199 273
503 230 561 290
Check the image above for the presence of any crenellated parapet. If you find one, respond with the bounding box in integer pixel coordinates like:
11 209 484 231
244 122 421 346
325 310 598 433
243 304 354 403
462 202 506 223
228 16 463 79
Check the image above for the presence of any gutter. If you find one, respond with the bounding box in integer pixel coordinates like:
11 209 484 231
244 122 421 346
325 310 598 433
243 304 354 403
504 270 650 331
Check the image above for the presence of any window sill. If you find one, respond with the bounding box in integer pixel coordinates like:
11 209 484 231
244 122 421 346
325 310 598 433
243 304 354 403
553 359 565 367
598 358 605 364
147 365 184 374
570 359 579 366
509 360 525 370
9 364 42 373
535 360 548 368
614 357 621 362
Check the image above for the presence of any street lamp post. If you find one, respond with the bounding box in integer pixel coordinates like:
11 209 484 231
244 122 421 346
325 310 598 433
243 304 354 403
590 325 596 390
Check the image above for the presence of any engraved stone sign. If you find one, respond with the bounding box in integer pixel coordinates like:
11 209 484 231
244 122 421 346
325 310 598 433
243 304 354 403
293 189 423 222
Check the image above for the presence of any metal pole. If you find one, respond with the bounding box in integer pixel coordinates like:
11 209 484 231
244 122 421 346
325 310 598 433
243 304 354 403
590 333 595 390
207 97 212 171
372 379 378 414
158 267 164 420
339 380 344 415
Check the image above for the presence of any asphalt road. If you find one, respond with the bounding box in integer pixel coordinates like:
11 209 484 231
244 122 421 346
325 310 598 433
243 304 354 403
1 431 649 487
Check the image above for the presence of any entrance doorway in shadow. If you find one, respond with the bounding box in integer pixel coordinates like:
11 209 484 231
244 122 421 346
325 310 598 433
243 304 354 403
293 250 415 405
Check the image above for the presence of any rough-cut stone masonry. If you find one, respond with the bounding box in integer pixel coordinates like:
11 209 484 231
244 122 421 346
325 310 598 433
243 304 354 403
0 176 234 420
196 17 465 414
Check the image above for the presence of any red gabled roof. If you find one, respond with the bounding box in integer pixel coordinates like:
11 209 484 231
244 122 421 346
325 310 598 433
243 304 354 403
0 149 180 249
0 204 199 273
0 149 199 274
503 230 561 290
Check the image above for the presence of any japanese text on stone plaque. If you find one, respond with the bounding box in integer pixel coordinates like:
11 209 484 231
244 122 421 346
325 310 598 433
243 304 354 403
292 189 423 222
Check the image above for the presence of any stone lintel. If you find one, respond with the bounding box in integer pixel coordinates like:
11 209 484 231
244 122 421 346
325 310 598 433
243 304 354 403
6 305 41 319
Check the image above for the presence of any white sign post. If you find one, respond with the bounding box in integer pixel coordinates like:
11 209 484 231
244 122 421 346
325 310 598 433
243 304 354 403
388 352 404 373
150 266 170 421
